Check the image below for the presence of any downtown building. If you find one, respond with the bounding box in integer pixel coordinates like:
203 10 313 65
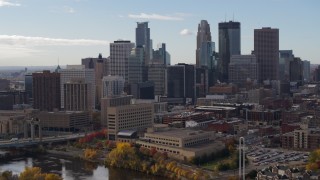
254 27 279 82
136 22 151 65
63 78 90 111
167 64 195 104
218 21 241 83
32 70 60 111
148 62 166 96
82 54 108 106
109 40 135 83
106 103 154 141
59 65 95 110
102 75 125 97
228 55 258 86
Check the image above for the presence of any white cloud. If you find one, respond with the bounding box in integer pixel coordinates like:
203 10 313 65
180 29 194 36
128 13 184 21
0 0 20 7
64 6 75 13
0 35 109 46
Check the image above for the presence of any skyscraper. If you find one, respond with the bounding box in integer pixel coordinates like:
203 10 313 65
254 27 279 82
289 57 303 85
136 22 151 65
128 46 145 84
59 65 95 110
167 64 195 104
303 60 310 82
218 21 241 82
279 50 294 81
64 78 89 111
228 55 258 85
148 63 166 96
196 20 212 68
32 71 60 111
102 75 125 97
109 40 135 82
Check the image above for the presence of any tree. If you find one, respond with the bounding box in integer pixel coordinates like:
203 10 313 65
84 148 98 160
45 173 63 180
105 142 140 169
19 167 45 180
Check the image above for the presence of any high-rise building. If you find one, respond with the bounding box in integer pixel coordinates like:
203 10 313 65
109 40 135 82
289 57 303 85
24 74 33 102
82 54 107 107
148 63 166 96
152 43 167 65
167 64 195 104
64 78 90 111
228 55 258 85
218 21 241 82
254 27 279 82
196 20 212 68
130 81 155 99
0 79 10 91
59 65 95 110
107 103 154 140
128 46 145 84
196 67 208 98
136 22 151 65
102 75 125 97
303 60 311 82
279 50 294 81
32 71 60 111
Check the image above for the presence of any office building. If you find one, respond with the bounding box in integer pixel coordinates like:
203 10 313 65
0 79 10 91
24 74 33 102
153 43 168 65
100 95 133 127
107 103 154 140
59 65 95 110
196 20 213 68
148 63 166 96
196 67 208 97
279 50 294 81
289 57 303 85
303 60 310 82
167 64 195 104
128 46 145 84
82 55 106 107
37 111 91 132
137 127 224 160
32 71 60 111
218 21 241 82
109 40 135 82
64 78 90 111
102 75 125 97
228 55 258 85
0 91 28 110
136 22 151 65
130 81 155 99
254 27 279 82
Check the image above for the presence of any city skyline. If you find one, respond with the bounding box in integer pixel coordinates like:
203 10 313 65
0 0 319 66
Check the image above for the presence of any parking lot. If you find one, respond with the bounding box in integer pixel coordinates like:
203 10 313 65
246 147 309 167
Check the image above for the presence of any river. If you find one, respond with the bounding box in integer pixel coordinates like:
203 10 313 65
0 155 164 180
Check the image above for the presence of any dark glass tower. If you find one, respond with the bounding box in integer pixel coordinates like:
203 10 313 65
136 22 150 65
254 27 279 82
218 21 241 82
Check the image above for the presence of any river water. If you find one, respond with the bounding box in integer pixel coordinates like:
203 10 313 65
0 155 163 180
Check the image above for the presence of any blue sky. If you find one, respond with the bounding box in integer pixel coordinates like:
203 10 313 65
0 0 319 66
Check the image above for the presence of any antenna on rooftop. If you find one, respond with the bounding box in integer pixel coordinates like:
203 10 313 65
233 13 234 21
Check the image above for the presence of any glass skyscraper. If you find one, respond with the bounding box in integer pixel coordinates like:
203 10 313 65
218 21 241 83
136 22 150 65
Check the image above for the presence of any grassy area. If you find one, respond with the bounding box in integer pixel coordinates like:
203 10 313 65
201 152 239 171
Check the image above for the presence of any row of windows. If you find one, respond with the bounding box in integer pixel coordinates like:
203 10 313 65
141 144 180 154
145 135 179 143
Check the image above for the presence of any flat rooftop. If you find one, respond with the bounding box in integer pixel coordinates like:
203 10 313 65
146 128 210 138
195 106 236 111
